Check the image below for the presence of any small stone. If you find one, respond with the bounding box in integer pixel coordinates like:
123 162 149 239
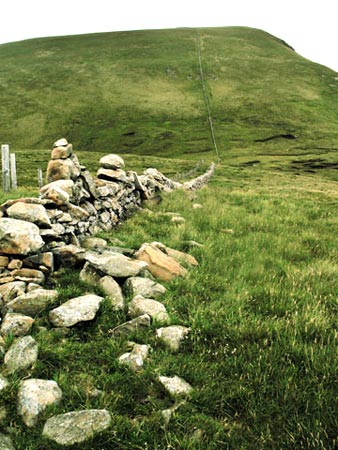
0 256 9 267
158 375 193 397
7 259 22 270
18 379 63 427
4 289 58 317
49 294 104 327
0 281 26 304
4 336 38 374
23 252 54 272
0 433 15 450
1 313 34 337
171 216 185 224
99 276 124 310
118 343 150 371
0 375 9 392
53 138 68 147
123 277 166 299
192 203 203 209
80 237 108 250
156 325 190 351
128 295 169 324
111 314 151 338
51 144 73 159
42 409 112 445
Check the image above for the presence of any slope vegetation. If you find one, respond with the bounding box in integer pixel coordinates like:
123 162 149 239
0 27 338 160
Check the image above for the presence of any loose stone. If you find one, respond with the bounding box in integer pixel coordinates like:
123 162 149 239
4 335 38 374
49 294 104 327
156 325 190 351
128 295 170 324
1 313 34 337
99 276 124 309
111 314 151 338
123 276 166 299
42 409 112 445
158 375 193 397
4 289 58 317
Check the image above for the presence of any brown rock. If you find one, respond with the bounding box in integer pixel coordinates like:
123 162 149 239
11 269 45 284
0 218 44 256
23 252 54 272
7 259 23 270
6 202 51 228
51 144 73 160
97 168 127 182
0 281 26 303
0 256 9 267
135 243 187 281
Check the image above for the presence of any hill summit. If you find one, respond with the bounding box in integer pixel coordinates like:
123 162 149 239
0 26 337 157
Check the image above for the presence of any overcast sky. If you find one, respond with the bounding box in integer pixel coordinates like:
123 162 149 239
0 0 337 72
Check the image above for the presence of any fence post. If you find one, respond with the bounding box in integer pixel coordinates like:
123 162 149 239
10 153 17 190
38 168 43 188
1 144 10 192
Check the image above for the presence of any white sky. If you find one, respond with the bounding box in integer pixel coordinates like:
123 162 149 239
0 0 337 72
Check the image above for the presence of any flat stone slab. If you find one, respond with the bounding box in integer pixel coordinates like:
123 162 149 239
85 251 147 278
49 294 104 327
42 409 112 445
99 276 124 310
4 336 38 374
18 379 63 427
111 314 151 338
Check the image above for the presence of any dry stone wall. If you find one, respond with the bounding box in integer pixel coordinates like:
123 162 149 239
0 138 214 446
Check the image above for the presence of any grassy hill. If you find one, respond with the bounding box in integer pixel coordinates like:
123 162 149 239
0 28 338 449
1 26 338 161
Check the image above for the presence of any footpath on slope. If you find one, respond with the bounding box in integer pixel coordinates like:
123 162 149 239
0 138 214 447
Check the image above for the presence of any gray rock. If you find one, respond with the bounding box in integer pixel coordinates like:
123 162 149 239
5 289 58 317
156 325 190 351
99 276 124 309
17 379 63 427
6 202 51 228
158 375 193 397
4 336 38 374
123 276 166 299
42 409 112 445
11 268 45 284
79 262 102 285
128 295 169 324
80 237 108 250
53 138 68 148
118 343 150 371
85 251 147 278
97 168 127 182
0 218 44 256
99 154 125 169
49 294 104 327
111 314 151 338
0 433 15 450
1 313 34 337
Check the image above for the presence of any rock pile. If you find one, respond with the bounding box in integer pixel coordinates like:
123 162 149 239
0 138 214 446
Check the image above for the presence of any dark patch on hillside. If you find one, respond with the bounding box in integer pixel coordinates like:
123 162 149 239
255 133 297 143
290 158 338 172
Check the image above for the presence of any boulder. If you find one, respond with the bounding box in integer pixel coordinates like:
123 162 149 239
51 144 73 159
4 336 38 374
123 276 166 299
0 218 44 256
128 295 169 324
151 242 198 267
17 379 63 427
1 313 34 337
99 276 124 310
46 158 80 183
85 251 147 278
42 409 112 445
4 289 58 317
135 243 187 281
6 202 51 228
99 154 125 169
22 252 54 272
49 294 104 327
53 138 68 148
79 262 102 285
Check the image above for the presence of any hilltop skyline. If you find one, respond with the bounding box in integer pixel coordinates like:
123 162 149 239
0 0 337 72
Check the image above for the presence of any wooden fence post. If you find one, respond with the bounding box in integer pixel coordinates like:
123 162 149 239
1 144 10 192
38 168 43 188
10 153 17 190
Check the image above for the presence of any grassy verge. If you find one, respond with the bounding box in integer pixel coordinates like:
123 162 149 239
1 160 337 449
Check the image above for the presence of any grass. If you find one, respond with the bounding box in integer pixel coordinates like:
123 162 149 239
1 158 337 449
1 25 338 449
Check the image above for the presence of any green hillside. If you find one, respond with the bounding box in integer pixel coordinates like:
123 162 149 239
1 26 338 160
